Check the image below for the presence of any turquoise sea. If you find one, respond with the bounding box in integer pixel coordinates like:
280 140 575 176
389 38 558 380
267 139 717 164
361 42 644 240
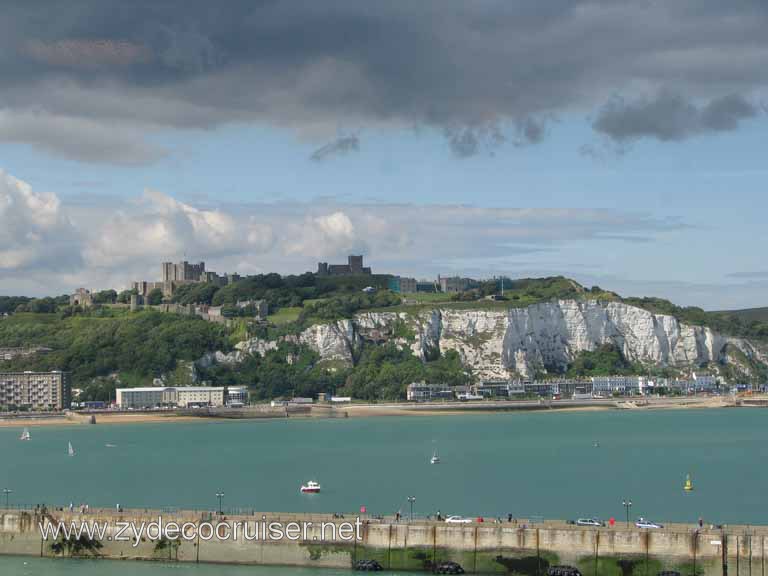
0 557 357 576
1 408 767 574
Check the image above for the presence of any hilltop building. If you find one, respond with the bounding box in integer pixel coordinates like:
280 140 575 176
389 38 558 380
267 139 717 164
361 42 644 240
437 275 473 293
388 276 418 293
132 260 241 299
69 288 93 307
316 255 371 276
0 371 71 410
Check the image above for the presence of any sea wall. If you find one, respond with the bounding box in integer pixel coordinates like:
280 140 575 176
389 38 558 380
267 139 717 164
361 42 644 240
0 509 765 575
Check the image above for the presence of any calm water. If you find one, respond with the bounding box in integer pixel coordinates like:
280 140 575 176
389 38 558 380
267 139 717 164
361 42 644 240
0 556 360 576
1 409 767 526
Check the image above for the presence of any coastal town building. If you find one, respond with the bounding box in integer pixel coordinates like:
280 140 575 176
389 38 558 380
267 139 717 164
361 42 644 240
0 371 71 410
663 373 718 393
406 382 455 401
590 375 645 396
175 387 226 407
226 386 248 406
473 379 592 398
116 386 245 409
316 255 371 276
0 346 52 361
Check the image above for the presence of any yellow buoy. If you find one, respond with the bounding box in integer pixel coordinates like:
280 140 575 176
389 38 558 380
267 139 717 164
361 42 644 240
684 473 694 492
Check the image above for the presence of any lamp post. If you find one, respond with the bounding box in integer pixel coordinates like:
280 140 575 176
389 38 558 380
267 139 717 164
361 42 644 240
407 496 416 522
216 491 224 515
2 488 11 509
622 499 632 528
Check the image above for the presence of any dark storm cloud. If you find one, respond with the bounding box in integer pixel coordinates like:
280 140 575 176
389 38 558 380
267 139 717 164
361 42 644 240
593 93 761 142
310 135 360 162
1 1 767 163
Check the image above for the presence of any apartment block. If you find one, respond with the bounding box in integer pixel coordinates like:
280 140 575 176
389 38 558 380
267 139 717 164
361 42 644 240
0 371 71 410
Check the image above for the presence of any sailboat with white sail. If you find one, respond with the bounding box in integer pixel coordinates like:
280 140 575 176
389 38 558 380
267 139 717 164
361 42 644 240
68 442 75 456
19 428 30 441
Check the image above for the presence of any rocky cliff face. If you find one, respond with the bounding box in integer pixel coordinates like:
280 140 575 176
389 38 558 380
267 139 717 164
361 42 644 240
228 300 767 380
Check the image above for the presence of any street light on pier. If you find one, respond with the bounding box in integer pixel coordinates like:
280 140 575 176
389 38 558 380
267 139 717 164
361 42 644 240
216 491 224 515
2 488 12 509
407 496 416 522
622 499 632 528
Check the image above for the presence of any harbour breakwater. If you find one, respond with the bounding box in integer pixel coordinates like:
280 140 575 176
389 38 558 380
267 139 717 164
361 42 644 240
1 508 765 575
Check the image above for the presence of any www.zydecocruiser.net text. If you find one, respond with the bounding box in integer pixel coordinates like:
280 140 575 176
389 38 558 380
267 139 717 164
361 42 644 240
39 516 364 548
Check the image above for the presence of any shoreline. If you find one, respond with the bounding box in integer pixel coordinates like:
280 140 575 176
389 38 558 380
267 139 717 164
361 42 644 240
0 395 759 428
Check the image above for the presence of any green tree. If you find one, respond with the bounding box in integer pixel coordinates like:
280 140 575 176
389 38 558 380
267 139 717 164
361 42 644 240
147 288 164 306
92 289 118 304
117 289 137 304
566 344 636 377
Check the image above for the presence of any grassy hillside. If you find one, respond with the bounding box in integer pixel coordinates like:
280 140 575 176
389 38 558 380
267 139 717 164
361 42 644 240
712 307 768 323
0 310 229 389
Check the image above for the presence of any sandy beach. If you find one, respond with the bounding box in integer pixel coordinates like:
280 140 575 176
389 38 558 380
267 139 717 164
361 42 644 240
0 395 758 428
0 412 203 428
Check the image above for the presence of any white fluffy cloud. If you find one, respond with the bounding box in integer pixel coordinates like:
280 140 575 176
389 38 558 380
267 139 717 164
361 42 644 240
0 170 80 271
82 189 274 274
284 212 364 258
0 169 689 299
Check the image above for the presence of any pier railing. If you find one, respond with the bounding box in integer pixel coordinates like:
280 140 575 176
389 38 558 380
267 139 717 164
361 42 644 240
1 505 766 536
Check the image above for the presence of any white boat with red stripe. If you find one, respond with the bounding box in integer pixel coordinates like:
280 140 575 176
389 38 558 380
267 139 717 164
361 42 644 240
300 481 321 493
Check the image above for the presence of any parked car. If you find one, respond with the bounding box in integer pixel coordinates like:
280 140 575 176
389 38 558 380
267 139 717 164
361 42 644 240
576 518 604 527
635 518 663 529
445 515 473 524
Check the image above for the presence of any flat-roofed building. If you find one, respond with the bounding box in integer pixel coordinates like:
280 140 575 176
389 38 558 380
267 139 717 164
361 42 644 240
388 276 418 293
116 387 176 408
591 375 642 395
437 275 473 293
116 386 228 408
0 371 71 410
406 382 454 401
176 387 225 407
225 386 248 406
0 346 52 361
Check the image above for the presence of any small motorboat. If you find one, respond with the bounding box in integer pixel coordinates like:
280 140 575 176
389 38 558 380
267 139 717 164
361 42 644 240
300 481 321 493
19 428 30 441
684 473 693 492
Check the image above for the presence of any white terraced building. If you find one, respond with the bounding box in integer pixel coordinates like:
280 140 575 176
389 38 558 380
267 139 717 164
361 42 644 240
590 375 646 396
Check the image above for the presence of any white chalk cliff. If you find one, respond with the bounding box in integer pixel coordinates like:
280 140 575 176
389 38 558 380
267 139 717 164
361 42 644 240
229 300 766 380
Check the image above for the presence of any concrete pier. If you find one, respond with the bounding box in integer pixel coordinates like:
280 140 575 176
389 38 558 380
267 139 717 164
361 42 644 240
1 508 765 574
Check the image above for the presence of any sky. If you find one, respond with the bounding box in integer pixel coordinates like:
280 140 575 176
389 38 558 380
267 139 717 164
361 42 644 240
0 1 767 310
